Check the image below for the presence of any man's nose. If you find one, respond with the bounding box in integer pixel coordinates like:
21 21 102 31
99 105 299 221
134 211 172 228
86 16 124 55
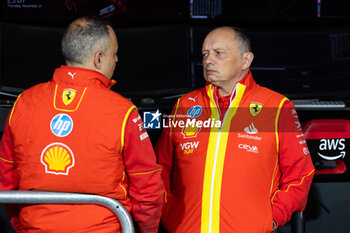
203 53 214 65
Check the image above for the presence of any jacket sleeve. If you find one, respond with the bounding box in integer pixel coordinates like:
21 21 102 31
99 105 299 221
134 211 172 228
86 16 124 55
154 123 174 202
0 115 18 190
271 100 315 227
123 108 164 233
0 114 23 232
154 103 178 203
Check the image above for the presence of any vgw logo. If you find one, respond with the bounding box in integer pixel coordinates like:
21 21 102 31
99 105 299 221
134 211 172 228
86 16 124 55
317 138 346 160
143 110 161 129
180 141 199 155
50 114 73 137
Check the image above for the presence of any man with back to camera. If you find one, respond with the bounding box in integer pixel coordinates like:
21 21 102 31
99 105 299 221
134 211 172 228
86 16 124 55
0 16 164 232
155 26 315 232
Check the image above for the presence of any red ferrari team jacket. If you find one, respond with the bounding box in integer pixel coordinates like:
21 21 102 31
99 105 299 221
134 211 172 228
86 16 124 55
0 66 164 233
156 72 315 233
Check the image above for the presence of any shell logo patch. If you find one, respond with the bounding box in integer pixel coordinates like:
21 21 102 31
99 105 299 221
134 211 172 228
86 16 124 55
182 124 201 138
249 102 263 117
41 143 75 175
62 88 77 105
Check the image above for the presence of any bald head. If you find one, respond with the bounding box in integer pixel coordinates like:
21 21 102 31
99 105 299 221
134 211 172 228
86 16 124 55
61 16 113 65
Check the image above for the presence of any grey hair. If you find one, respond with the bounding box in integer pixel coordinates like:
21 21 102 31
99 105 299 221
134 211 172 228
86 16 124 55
215 26 251 55
62 16 112 64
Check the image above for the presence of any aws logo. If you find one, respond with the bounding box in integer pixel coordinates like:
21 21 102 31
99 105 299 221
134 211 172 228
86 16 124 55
180 141 199 155
317 138 346 160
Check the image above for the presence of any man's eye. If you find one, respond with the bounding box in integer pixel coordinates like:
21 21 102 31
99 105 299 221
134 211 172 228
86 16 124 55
202 53 208 57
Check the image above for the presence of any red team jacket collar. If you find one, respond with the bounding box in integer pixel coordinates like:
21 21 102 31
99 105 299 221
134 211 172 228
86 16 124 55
52 66 116 88
205 71 255 102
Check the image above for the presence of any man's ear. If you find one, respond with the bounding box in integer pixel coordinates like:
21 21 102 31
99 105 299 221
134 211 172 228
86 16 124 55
242 52 254 70
94 51 103 70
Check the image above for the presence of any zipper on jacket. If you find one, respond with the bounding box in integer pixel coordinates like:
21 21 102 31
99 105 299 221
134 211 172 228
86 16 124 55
206 85 237 233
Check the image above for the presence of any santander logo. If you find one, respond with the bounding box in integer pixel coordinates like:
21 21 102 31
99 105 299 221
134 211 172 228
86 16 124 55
244 122 258 134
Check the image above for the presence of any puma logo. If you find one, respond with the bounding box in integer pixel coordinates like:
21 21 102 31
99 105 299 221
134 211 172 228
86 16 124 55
68 72 76 79
188 96 198 102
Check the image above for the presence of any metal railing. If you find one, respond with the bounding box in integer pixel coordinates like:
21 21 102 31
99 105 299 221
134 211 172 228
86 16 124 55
0 190 134 233
0 190 305 233
292 212 305 233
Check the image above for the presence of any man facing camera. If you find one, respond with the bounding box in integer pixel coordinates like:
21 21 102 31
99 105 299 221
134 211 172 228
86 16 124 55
156 26 314 233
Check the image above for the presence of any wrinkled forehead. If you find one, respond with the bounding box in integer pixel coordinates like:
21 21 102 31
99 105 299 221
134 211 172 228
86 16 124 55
202 28 236 50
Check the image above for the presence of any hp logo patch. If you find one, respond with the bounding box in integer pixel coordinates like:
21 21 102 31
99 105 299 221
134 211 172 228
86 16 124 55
188 105 202 118
50 114 73 137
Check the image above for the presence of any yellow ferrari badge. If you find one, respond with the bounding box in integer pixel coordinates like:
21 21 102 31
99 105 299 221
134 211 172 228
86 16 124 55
62 88 76 105
249 102 263 117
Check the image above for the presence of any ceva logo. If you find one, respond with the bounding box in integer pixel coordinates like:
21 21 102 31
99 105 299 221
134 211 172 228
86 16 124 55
238 144 259 154
317 138 346 160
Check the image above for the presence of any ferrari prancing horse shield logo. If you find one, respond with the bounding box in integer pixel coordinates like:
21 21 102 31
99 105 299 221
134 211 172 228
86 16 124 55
62 88 76 105
249 102 263 117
